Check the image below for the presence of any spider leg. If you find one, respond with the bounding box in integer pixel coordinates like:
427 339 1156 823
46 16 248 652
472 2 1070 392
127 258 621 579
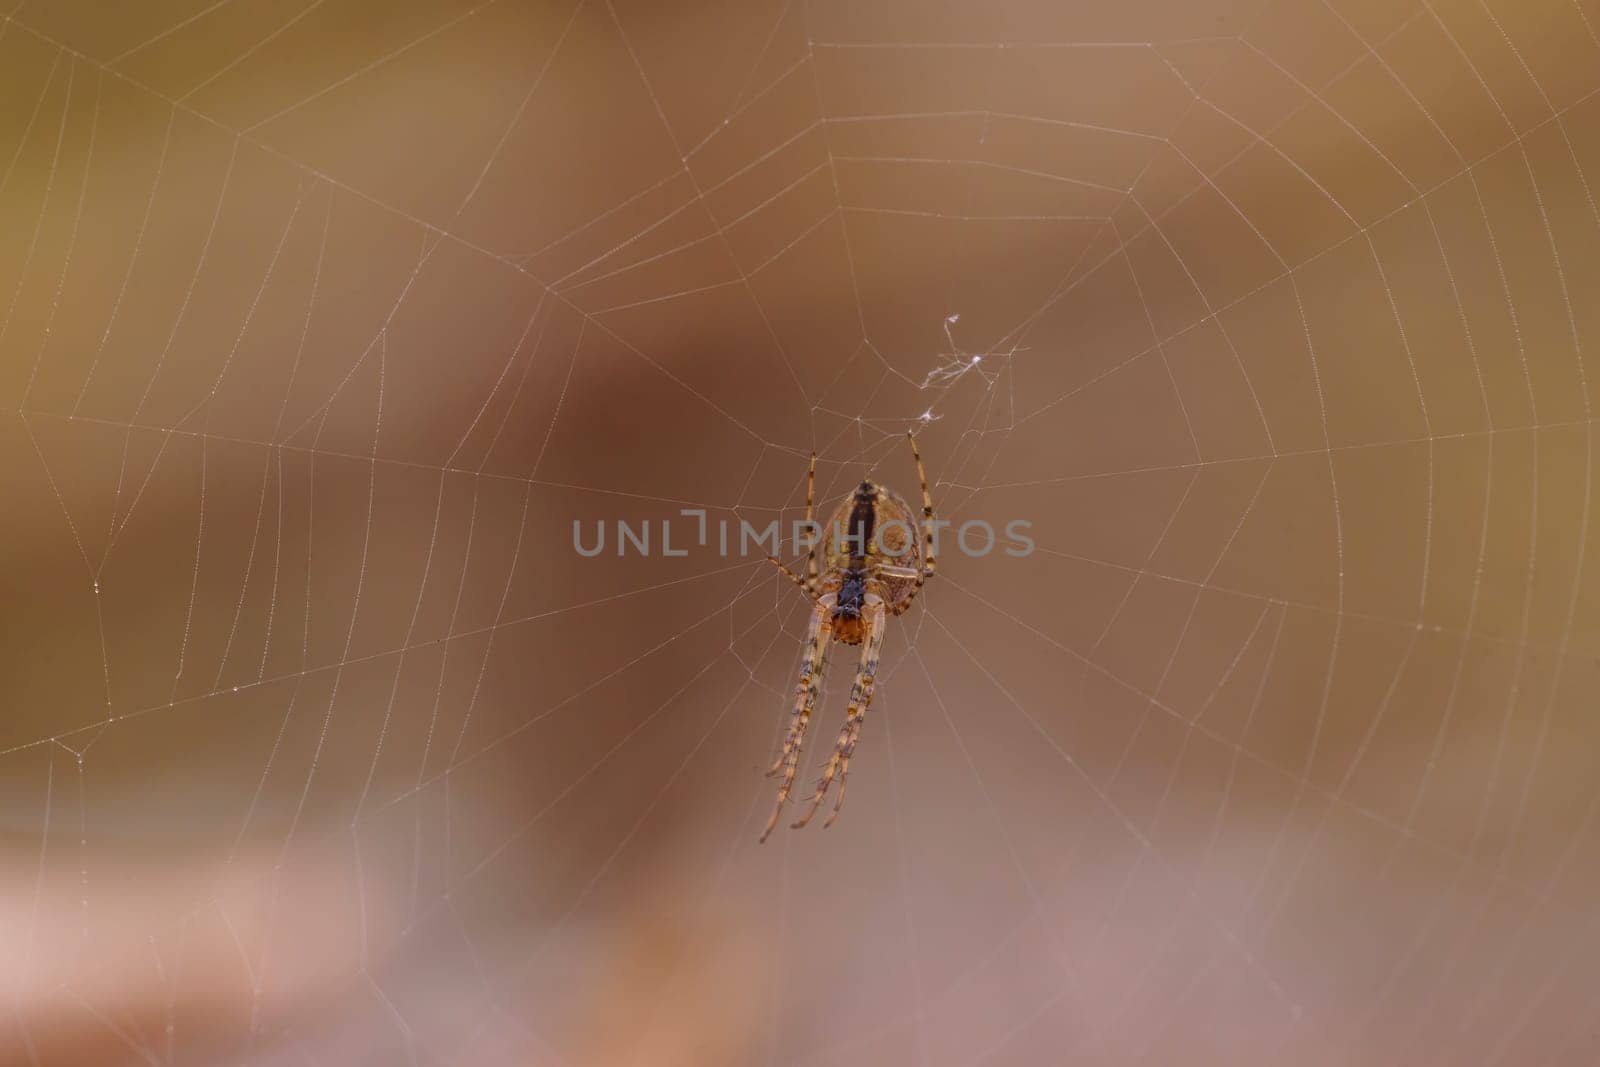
823 749 854 828
876 564 921 617
765 602 829 775
765 555 811 593
895 432 938 614
792 599 886 830
761 600 833 842
822 710 866 829
908 432 937 581
804 451 819 595
766 451 822 598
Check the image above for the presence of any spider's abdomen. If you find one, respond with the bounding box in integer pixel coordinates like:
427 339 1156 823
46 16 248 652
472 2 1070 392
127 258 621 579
843 484 876 563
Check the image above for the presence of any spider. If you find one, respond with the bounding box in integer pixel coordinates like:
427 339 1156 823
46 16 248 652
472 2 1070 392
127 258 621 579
760 432 937 841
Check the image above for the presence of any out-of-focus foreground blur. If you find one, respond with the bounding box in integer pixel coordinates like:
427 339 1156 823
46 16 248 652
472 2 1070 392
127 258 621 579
3 0 1600 1063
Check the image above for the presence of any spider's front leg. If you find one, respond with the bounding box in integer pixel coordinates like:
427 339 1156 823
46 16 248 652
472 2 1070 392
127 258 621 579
761 599 833 843
793 597 887 830
764 451 820 597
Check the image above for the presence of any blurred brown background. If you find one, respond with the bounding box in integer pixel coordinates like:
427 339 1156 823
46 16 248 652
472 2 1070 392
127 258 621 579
2 0 1599 1063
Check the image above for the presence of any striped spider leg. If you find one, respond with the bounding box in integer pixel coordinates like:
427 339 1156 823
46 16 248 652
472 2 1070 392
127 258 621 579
761 595 833 843
791 594 886 829
765 450 819 596
897 430 938 612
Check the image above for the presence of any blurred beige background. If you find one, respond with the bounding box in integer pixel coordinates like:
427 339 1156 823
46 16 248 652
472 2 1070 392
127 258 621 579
2 0 1599 1063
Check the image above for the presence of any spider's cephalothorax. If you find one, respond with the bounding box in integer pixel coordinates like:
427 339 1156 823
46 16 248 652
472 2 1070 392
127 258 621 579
833 566 867 619
830 481 879 642
760 434 937 841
